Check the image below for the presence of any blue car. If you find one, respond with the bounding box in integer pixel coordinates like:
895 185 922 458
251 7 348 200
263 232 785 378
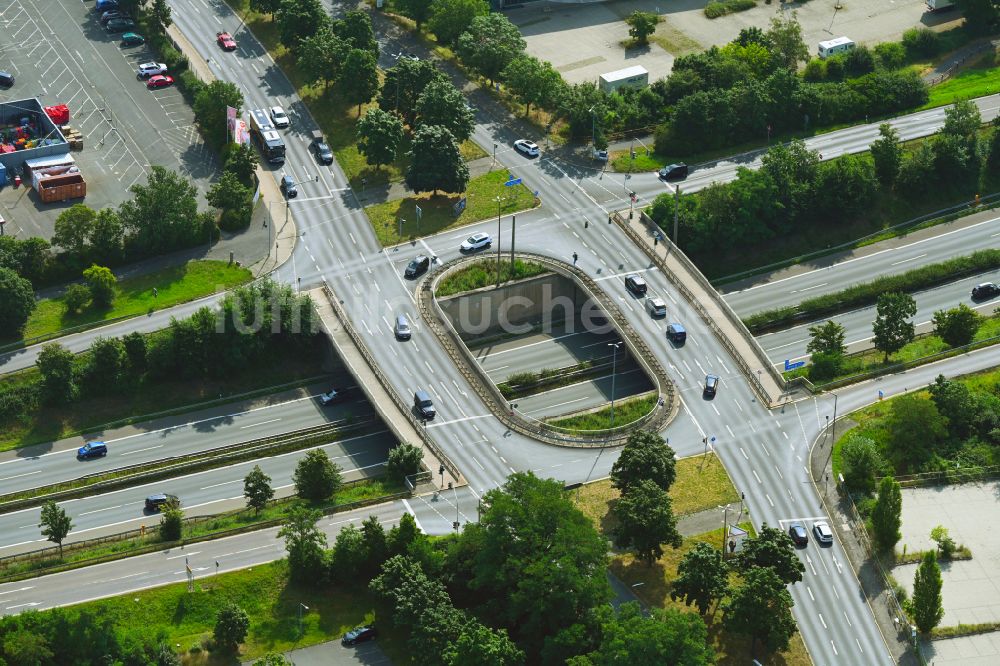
77 441 108 459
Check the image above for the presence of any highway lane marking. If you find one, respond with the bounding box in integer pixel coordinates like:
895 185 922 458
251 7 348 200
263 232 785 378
483 330 595 357
240 418 282 429
739 447 748 460
79 505 122 516
592 266 658 282
765 494 774 506
526 396 586 415
426 414 492 428
752 470 762 484
890 253 927 266
725 424 734 437
120 445 164 456
790 282 827 294
166 552 200 560
728 216 1000 294
201 479 242 490
5 603 40 610
0 470 41 482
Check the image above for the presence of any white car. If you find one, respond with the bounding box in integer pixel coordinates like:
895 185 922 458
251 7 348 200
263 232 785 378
270 106 290 128
460 232 492 252
136 62 167 79
813 521 833 544
514 139 540 157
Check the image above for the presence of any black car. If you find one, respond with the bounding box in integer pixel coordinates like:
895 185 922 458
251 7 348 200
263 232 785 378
788 522 808 547
971 282 999 300
0 71 14 88
280 175 297 198
77 441 108 459
99 10 124 25
311 138 333 165
144 493 179 512
658 163 689 180
624 274 647 296
414 390 436 421
404 255 430 278
105 18 136 33
703 374 719 397
342 624 376 646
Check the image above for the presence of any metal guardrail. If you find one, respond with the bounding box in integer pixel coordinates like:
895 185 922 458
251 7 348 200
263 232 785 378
418 254 677 446
617 211 782 405
321 286 463 482
0 419 371 514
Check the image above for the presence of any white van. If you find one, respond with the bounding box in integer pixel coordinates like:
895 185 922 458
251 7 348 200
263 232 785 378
818 37 856 59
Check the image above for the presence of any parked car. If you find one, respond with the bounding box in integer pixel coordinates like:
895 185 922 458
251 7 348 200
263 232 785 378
342 625 376 646
145 75 174 89
404 255 430 278
593 148 609 161
94 0 119 12
77 441 108 459
645 297 666 317
414 390 436 421
216 31 237 51
120 32 145 47
136 62 167 79
99 10 124 25
394 314 411 340
280 175 297 198
658 163 689 181
460 232 492 252
144 493 179 512
311 136 333 165
513 139 540 157
105 17 136 33
788 522 808 546
666 323 687 344
624 274 647 296
319 387 348 405
971 282 999 300
813 521 834 545
703 374 719 397
270 106 290 128
0 71 13 88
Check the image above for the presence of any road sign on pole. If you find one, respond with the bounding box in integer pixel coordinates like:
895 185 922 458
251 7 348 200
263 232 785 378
505 177 522 187
415 204 422 220
784 359 806 371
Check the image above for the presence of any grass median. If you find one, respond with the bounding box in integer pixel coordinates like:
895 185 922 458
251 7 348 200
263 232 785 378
366 170 536 246
3 260 251 349
436 258 548 297
546 393 658 432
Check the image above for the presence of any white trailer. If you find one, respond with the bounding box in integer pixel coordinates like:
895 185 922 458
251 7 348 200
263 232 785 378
818 36 856 59
598 65 649 94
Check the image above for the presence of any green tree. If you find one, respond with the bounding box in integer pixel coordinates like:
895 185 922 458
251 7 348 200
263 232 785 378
625 11 659 45
357 108 405 170
724 566 798 655
502 55 564 115
405 125 469 195
930 525 957 558
224 143 259 185
388 512 423 557
333 10 377 53
872 291 916 362
870 123 903 187
988 115 1000 169
37 343 76 403
276 0 329 46
298 27 347 88
573 602 713 666
193 80 244 147
378 58 447 124
0 267 35 334
396 0 434 29
361 514 390 579
39 500 72 557
90 208 125 263
293 449 343 501
415 79 476 141
329 523 367 584
87 336 127 388
611 479 682 565
932 304 980 347
214 603 250 652
953 0 1000 35
886 394 948 471
444 622 525 666
428 0 489 45
942 98 982 156
874 41 907 70
243 465 274 514
370 555 452 628
118 167 201 256
806 320 846 356
63 283 90 314
841 435 887 495
3 629 53 665
122 331 147 372
927 374 977 439
736 523 804 584
765 12 809 70
278 505 327 582
250 0 282 15
671 541 729 615
253 654 293 666
871 476 903 552
150 0 172 33
386 442 424 482
341 48 380 116
83 264 117 308
808 351 843 382
207 171 252 215
52 204 96 257
456 14 525 86
911 550 944 632
159 498 183 541
610 430 677 493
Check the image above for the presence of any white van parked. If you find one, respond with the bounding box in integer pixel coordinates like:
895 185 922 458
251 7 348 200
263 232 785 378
818 36 856 59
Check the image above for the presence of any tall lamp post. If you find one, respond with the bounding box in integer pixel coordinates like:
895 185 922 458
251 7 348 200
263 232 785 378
494 195 504 287
588 106 596 150
607 342 622 429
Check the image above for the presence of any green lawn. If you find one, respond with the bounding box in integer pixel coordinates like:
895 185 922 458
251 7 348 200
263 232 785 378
546 393 658 432
4 260 250 348
922 52 1000 109
365 169 537 246
436 259 548 297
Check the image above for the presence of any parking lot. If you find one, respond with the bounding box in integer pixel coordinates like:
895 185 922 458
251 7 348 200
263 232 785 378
0 0 215 239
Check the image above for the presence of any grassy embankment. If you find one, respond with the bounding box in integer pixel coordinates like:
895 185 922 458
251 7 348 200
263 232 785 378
546 393 658 431
435 258 548 297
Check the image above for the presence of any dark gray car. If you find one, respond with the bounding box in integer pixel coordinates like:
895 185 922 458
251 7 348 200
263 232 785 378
414 390 436 420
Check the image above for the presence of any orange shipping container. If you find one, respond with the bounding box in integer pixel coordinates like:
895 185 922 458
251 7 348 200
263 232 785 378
38 173 86 203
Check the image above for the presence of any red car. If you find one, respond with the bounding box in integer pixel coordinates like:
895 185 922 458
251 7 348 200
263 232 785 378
146 75 174 89
217 31 237 51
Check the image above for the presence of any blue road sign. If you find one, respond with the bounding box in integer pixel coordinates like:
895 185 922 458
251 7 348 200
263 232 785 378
784 359 806 371
505 177 522 187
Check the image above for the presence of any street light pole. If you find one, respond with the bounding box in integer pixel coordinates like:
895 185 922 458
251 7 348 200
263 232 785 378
510 215 516 273
673 186 681 248
298 603 308 636
495 196 503 287
608 342 622 429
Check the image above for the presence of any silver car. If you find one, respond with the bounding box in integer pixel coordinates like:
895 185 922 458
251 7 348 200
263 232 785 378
394 314 411 340
645 297 666 317
813 521 834 544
